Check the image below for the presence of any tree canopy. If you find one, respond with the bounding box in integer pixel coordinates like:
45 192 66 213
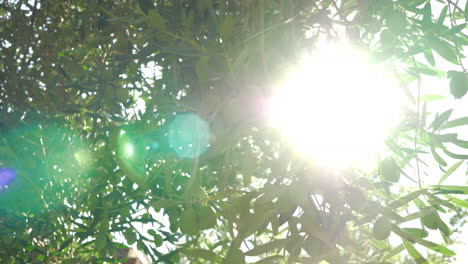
0 0 467 263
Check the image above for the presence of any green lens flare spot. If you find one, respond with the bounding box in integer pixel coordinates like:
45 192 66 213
124 144 134 157
168 113 210 158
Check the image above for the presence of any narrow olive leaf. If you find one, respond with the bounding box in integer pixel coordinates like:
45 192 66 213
403 240 429 264
452 139 468 148
400 207 436 223
430 109 453 130
369 237 390 249
441 147 468 159
376 204 405 223
253 255 283 264
401 228 429 238
444 194 468 208
395 227 455 255
423 50 435 66
416 239 455 256
426 35 458 64
389 189 426 209
437 5 448 24
425 192 457 210
443 116 468 129
430 147 447 166
181 248 223 262
432 185 468 194
449 23 467 35
438 219 452 237
378 243 405 264
245 239 286 256
439 160 464 184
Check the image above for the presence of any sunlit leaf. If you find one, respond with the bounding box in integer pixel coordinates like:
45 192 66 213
403 240 429 264
389 190 426 209
438 160 463 184
431 185 468 195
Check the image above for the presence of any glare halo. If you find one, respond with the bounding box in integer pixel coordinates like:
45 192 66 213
269 42 404 167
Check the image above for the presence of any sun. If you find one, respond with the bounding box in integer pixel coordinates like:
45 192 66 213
268 41 404 167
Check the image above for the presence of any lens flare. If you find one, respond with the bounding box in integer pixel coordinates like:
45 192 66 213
0 168 15 190
268 41 404 167
168 113 210 158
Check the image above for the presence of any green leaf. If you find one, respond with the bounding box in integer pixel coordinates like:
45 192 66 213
389 190 426 209
426 35 458 64
437 5 448 24
378 243 405 263
443 116 468 129
380 157 400 183
400 207 436 223
422 2 432 26
449 71 468 99
441 147 468 159
430 109 453 130
451 139 468 148
372 217 393 240
415 238 455 256
439 160 463 184
431 185 468 195
423 50 435 66
430 147 447 166
181 248 223 262
179 207 200 235
403 240 429 264
449 23 467 35
444 194 468 208
245 239 286 256
402 228 429 238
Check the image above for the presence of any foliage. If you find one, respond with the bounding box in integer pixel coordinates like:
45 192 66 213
0 0 467 263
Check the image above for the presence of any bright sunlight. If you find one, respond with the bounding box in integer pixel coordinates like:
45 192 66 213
269 42 404 167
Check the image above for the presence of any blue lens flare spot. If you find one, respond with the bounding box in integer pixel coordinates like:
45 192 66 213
0 168 16 190
168 113 210 158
